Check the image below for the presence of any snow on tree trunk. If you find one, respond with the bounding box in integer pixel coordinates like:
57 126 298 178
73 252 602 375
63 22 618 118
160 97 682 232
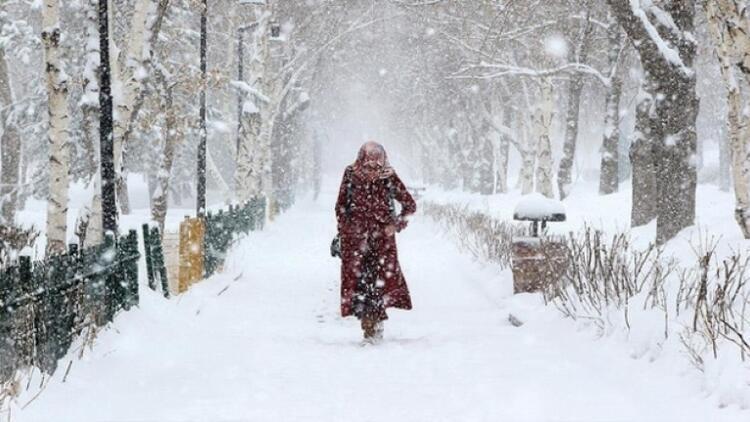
496 107 511 194
607 0 698 245
534 79 554 199
599 17 623 195
43 0 71 256
113 0 171 215
629 84 658 227
557 22 593 201
80 0 103 247
519 121 536 195
113 0 150 215
236 14 270 203
151 72 178 234
0 46 20 225
705 0 750 238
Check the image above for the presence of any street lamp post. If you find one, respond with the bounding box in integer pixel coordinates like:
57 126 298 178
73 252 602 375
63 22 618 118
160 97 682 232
197 0 208 216
99 0 117 237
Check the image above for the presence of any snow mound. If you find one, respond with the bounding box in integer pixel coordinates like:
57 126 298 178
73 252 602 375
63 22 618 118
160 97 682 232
513 193 566 221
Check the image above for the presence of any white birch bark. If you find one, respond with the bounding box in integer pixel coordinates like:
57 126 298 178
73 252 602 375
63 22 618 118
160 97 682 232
706 0 750 238
43 0 71 255
534 79 554 198
112 0 153 215
81 0 103 247
519 120 536 195
236 14 270 203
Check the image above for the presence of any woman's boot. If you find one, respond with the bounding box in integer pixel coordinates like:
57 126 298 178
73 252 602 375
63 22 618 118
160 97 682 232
361 317 376 340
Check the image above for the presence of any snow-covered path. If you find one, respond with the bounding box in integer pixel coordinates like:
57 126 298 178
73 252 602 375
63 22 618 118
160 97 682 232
12 193 746 422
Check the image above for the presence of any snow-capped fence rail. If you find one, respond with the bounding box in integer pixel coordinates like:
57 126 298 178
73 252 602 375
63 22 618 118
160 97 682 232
0 230 140 386
204 198 264 278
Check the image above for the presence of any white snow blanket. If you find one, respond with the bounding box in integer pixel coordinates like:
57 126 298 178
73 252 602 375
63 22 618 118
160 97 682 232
513 193 566 221
8 191 746 422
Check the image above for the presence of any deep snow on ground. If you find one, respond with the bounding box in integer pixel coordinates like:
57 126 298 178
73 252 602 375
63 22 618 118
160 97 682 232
7 188 748 422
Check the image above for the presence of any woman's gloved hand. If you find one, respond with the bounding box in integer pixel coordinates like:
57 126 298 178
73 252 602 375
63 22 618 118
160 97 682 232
386 217 409 236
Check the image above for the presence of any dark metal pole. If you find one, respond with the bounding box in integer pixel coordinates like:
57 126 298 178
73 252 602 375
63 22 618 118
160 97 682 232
197 0 208 216
99 0 117 236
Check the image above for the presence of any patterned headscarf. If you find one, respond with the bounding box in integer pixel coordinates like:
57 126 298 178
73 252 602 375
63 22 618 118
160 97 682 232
352 141 394 182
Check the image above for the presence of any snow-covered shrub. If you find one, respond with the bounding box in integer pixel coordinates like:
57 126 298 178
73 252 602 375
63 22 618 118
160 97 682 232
426 203 750 406
545 227 677 334
422 201 525 269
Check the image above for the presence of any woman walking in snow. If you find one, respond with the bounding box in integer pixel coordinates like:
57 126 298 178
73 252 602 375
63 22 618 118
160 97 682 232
335 141 417 343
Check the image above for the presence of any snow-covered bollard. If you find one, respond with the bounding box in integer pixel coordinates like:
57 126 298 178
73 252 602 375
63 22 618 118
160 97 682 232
511 194 568 294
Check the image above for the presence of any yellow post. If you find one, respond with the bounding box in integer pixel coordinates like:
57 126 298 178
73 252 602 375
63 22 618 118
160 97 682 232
178 216 206 293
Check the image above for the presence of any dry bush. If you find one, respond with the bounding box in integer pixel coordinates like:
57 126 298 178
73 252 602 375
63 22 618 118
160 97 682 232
422 201 525 269
681 237 750 367
0 226 39 267
425 202 750 371
546 227 676 334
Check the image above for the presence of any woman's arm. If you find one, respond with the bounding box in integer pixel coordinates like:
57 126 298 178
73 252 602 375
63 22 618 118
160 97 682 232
391 172 416 229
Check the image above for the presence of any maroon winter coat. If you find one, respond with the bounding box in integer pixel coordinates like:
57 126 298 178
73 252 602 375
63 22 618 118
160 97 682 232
335 164 417 319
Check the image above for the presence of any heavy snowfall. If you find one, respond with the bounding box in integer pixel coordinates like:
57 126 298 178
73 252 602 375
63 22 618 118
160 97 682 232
0 0 749 421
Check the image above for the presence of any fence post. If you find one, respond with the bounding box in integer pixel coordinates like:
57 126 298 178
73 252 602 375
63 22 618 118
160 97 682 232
150 226 170 298
123 230 139 309
16 255 33 368
204 211 215 278
103 233 118 322
68 243 85 342
143 224 156 291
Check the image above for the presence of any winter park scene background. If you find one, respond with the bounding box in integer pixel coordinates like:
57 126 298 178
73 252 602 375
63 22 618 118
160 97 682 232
0 0 750 421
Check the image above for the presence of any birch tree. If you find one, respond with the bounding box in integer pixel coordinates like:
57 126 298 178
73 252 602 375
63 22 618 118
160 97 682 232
236 12 270 203
599 15 625 195
704 0 750 238
535 79 555 198
557 17 594 200
0 44 20 225
79 0 103 246
42 0 71 255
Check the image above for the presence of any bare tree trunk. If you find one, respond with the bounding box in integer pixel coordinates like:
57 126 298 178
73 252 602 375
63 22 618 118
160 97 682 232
496 106 511 194
236 12 270 203
706 0 750 238
557 21 593 200
519 121 536 195
151 74 179 234
81 0 103 247
43 0 71 255
113 0 149 215
535 80 554 198
0 47 20 225
629 86 658 227
114 0 171 215
599 17 623 195
607 0 698 244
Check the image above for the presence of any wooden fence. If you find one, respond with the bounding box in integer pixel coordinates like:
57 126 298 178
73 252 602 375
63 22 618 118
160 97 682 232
0 231 140 382
0 197 266 384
